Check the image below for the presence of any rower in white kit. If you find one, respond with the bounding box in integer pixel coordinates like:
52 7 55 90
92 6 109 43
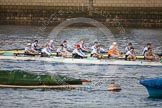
41 45 52 57
24 43 39 55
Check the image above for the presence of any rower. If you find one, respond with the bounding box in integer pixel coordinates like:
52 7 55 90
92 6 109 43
46 40 56 51
91 41 99 50
63 40 68 49
125 47 136 61
91 45 103 58
72 44 86 59
78 40 89 52
31 40 42 52
125 42 133 53
56 44 69 57
144 47 159 61
142 43 151 55
25 43 39 55
62 40 72 51
108 42 121 58
91 42 105 54
41 45 52 57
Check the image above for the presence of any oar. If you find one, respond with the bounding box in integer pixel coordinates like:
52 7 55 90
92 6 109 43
2 52 15 56
0 48 24 51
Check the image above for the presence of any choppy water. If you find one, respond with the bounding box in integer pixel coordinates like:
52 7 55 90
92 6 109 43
0 25 162 108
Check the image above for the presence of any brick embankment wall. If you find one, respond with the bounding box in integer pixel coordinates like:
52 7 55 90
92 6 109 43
0 0 162 28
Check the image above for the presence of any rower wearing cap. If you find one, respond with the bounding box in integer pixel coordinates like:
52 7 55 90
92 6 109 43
125 47 136 61
72 44 86 59
78 40 89 52
125 42 133 53
25 43 39 55
46 40 56 51
91 45 103 58
41 45 52 57
31 40 42 52
108 42 121 58
142 43 151 55
56 44 68 57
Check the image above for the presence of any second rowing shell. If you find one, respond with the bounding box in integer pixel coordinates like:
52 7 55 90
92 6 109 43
0 56 161 66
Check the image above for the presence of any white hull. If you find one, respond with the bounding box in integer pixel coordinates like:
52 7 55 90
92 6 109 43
0 56 161 66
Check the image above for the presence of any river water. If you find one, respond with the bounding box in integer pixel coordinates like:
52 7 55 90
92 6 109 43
0 25 162 108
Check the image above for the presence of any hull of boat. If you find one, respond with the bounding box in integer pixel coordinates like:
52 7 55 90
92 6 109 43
140 78 162 98
0 50 25 54
1 50 161 59
0 56 161 66
145 87 162 98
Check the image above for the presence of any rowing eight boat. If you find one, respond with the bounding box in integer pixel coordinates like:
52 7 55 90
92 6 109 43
0 56 161 66
0 50 161 59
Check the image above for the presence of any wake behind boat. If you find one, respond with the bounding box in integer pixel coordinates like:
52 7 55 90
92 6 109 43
0 55 161 66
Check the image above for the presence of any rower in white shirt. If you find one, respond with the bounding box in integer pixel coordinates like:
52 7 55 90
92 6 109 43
125 42 133 53
91 45 103 58
46 40 56 51
142 43 151 55
125 47 136 61
31 40 42 52
91 42 99 50
41 45 52 57
56 44 68 57
25 43 39 55
91 42 105 53
62 40 72 51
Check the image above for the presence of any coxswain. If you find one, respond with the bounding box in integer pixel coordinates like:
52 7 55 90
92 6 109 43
125 42 133 53
31 40 42 52
25 43 39 55
144 47 159 61
142 43 151 55
56 44 69 57
108 42 121 58
72 44 86 59
125 47 136 61
91 45 103 58
41 45 52 57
